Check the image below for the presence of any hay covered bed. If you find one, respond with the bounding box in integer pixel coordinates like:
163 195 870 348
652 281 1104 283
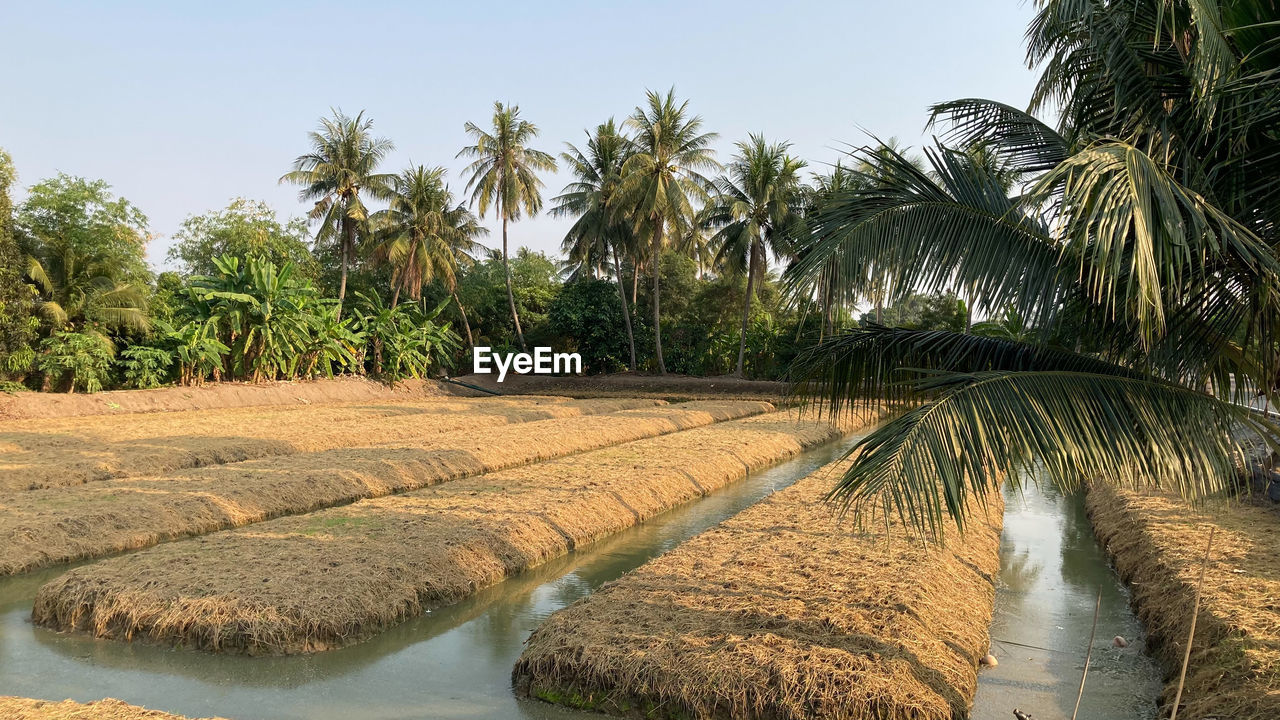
513 454 1004 720
1 400 768 576
32 409 867 655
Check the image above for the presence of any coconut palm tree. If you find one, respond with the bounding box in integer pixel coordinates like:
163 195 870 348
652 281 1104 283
369 166 487 346
280 109 395 319
552 119 638 370
704 134 806 376
787 0 1280 543
458 102 557 351
616 89 720 374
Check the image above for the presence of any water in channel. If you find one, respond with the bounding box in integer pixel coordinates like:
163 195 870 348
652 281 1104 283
0 437 1163 720
971 483 1163 720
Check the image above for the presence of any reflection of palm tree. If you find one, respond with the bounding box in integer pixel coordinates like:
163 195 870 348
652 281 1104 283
1000 548 1044 593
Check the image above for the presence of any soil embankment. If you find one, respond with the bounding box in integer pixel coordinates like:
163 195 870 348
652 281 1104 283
1087 485 1280 720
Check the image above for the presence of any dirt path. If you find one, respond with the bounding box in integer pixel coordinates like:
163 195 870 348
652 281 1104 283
0 377 468 421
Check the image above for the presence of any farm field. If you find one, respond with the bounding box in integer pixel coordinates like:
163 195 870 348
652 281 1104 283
0 394 661 491
1 399 769 575
514 454 1003 720
32 409 869 654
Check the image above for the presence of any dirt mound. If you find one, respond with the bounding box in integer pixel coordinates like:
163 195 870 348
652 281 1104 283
0 697 225 720
0 376 464 421
0 396 654 491
455 373 789 401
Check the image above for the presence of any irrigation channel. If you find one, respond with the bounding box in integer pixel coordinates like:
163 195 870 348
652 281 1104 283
971 484 1163 719
0 434 1161 720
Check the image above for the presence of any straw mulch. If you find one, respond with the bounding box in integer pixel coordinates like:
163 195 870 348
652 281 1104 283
1 400 769 576
33 410 868 655
1087 484 1280 720
0 395 660 491
512 454 1004 720
0 697 226 720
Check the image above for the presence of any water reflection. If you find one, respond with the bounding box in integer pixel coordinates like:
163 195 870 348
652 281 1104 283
971 483 1162 720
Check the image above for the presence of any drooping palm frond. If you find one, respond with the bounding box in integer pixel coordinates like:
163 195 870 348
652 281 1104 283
826 368 1279 541
786 142 1065 328
928 98 1072 173
790 325 1144 411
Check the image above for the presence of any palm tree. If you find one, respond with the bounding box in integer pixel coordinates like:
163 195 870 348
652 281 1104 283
25 253 148 342
280 109 395 319
704 134 806 376
617 88 720 374
369 166 487 346
458 102 557 351
786 0 1280 543
552 119 638 371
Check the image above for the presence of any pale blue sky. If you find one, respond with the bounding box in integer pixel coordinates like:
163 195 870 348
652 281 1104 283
1 1 1040 269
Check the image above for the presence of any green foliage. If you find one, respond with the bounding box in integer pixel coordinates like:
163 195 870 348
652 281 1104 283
352 292 459 381
0 149 38 379
863 293 968 332
548 280 631 374
37 331 113 393
182 255 361 382
117 345 173 389
168 198 318 280
18 173 152 334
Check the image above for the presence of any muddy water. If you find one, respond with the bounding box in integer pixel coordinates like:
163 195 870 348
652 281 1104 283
0 434 866 720
971 483 1163 720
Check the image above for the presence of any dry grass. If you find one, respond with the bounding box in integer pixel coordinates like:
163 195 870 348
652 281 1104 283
1087 484 1280 719
0 396 660 491
32 409 867 655
0 697 224 720
511 453 1004 720
1 400 769 576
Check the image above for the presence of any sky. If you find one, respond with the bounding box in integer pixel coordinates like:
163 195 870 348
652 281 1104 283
1 0 1041 271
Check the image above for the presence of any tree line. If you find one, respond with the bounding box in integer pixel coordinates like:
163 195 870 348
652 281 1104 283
5 86 988 394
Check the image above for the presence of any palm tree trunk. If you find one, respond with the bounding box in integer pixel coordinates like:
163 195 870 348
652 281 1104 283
651 221 666 375
452 290 474 347
613 245 636 371
734 243 758 377
631 258 639 306
336 217 354 321
390 283 401 309
502 217 526 351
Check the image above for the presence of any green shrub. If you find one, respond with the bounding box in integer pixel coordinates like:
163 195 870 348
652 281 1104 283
118 345 173 389
37 331 113 393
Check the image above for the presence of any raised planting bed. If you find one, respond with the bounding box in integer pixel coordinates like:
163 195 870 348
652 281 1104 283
0 696 225 720
513 454 1004 720
1087 484 1280 720
33 410 868 654
1 400 769 576
0 395 660 491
